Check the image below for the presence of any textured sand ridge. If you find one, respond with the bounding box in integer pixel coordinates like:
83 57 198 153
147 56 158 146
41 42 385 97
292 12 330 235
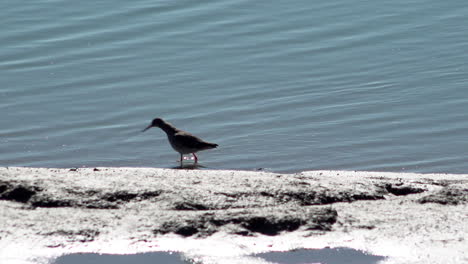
0 167 467 264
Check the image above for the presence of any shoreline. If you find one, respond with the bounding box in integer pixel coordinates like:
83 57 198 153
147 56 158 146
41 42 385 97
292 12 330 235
1 167 467 264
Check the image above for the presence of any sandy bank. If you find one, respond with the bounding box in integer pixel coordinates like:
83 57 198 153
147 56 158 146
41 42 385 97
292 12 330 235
0 167 467 264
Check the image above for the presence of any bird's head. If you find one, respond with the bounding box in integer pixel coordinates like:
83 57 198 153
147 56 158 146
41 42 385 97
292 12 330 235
142 118 164 132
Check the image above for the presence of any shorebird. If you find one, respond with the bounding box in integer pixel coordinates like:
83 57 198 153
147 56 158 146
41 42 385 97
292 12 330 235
142 118 218 164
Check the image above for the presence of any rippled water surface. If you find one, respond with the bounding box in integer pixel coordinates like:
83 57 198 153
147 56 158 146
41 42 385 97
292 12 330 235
2 0 468 173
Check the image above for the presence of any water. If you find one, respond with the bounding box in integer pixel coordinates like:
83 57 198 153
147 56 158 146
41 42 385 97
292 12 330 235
255 247 385 264
1 0 468 173
53 248 385 264
53 252 187 264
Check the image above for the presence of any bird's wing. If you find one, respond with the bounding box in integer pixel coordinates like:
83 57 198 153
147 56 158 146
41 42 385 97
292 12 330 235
173 132 207 149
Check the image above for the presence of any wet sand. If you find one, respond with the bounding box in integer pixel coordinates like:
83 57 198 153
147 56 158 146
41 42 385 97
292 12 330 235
0 167 467 264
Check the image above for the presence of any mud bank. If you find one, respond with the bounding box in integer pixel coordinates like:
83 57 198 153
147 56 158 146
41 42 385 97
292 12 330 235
0 167 467 264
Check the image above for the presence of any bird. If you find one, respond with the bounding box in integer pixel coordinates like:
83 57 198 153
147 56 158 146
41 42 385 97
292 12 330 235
142 117 218 164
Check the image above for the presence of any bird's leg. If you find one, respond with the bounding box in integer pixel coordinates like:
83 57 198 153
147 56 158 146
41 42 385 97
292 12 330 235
192 153 198 163
180 154 183 165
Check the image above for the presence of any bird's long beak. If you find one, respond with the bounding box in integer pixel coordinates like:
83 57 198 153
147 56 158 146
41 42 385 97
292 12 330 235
142 125 152 132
